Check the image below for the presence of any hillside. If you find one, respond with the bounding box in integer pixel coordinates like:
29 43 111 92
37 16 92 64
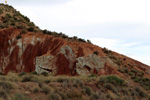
0 3 150 100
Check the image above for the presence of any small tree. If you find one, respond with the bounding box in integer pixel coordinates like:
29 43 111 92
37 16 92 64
28 27 34 32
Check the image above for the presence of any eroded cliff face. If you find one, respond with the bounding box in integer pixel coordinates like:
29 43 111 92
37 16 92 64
0 28 150 77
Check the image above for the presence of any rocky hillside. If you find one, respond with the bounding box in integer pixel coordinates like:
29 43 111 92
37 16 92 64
0 4 150 99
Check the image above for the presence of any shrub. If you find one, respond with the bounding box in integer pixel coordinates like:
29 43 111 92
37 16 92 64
13 93 31 100
0 9 3 14
109 55 117 60
22 76 32 82
78 38 86 42
124 68 129 73
33 88 39 93
44 79 51 84
62 34 68 38
46 31 52 35
85 86 92 96
91 93 99 100
67 91 82 99
118 68 125 73
30 71 37 75
88 74 97 77
57 78 69 83
102 47 111 54
87 39 92 43
41 72 48 76
0 81 13 93
118 68 128 73
137 71 144 77
93 51 99 55
41 86 50 94
99 75 124 85
131 69 137 73
5 14 12 18
43 29 48 34
99 76 106 84
18 72 26 76
134 87 146 97
104 83 113 90
58 92 66 100
16 35 21 40
0 90 7 99
21 75 38 82
20 30 26 34
73 36 77 40
115 59 122 66
48 93 61 100
27 27 34 32
38 82 43 88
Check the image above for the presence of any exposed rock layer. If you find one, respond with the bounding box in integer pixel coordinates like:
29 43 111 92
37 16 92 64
0 28 150 77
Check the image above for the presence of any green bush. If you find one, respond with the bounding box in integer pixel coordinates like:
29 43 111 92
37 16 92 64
5 13 12 18
22 76 31 82
134 87 146 97
30 71 37 75
27 27 34 32
48 93 61 100
93 51 99 55
13 93 31 100
0 81 13 93
0 9 3 14
41 86 50 94
57 78 69 83
88 74 97 77
85 86 92 96
18 72 26 76
91 93 99 100
41 72 48 76
44 79 51 84
99 75 124 85
118 68 125 73
78 38 86 42
124 68 129 73
102 47 111 54
87 39 92 43
33 88 39 93
16 35 22 40
104 83 113 90
0 90 7 99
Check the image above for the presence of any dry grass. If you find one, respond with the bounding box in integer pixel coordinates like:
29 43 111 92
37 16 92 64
0 72 149 100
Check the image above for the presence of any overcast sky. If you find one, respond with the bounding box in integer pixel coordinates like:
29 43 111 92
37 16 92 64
1 0 150 65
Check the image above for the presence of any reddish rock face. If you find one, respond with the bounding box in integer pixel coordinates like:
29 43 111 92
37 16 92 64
0 28 150 78
56 53 70 75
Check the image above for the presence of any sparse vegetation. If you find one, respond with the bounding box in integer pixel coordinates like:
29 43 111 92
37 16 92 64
0 72 148 100
13 93 31 100
41 85 51 94
48 93 61 100
99 75 124 85
102 47 112 54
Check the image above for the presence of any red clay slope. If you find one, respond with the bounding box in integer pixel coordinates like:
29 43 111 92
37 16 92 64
0 28 150 78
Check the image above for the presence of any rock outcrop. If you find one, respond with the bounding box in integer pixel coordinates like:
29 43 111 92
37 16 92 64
76 54 105 75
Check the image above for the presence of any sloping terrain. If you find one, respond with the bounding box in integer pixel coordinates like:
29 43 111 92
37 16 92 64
0 4 150 100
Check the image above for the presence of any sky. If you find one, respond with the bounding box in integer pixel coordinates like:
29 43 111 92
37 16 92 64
1 0 150 65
